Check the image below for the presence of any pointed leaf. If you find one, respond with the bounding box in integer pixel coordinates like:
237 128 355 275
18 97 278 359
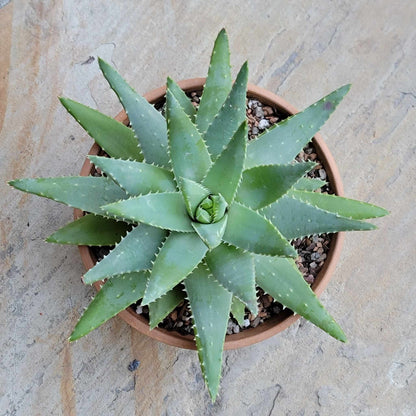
223 202 297 257
46 214 130 246
194 194 227 224
203 62 249 158
237 162 316 210
83 224 166 284
9 177 127 217
261 194 377 240
142 232 208 305
59 97 143 161
69 271 148 341
98 58 169 167
245 85 351 168
166 89 211 182
184 263 232 401
88 156 176 196
203 121 247 204
167 77 196 121
206 243 257 314
289 190 389 219
179 177 210 218
148 286 186 329
231 297 246 327
191 215 228 250
255 255 346 341
293 177 327 191
196 29 232 134
103 192 193 232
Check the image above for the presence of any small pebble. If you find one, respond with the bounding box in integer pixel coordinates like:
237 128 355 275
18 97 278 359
255 106 264 118
251 316 261 328
311 252 321 261
305 274 315 284
260 294 272 308
272 305 282 314
227 319 234 335
136 306 143 314
258 119 270 130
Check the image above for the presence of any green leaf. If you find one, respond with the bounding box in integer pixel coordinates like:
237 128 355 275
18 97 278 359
236 162 316 210
231 297 246 327
223 202 297 257
194 194 227 224
206 243 257 314
9 177 127 217
59 97 143 161
103 192 193 232
46 214 130 246
98 58 169 167
245 85 351 168
196 29 232 134
179 177 210 219
142 232 208 305
289 190 389 219
293 177 327 191
261 194 377 240
148 286 186 329
184 263 232 401
88 156 176 196
203 121 248 204
167 77 196 121
166 89 212 182
69 271 148 341
203 62 249 158
254 255 346 342
83 224 166 284
191 215 228 250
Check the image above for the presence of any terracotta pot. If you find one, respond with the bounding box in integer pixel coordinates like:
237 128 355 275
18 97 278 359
74 79 345 351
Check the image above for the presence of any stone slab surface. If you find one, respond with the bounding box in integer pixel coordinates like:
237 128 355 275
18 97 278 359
1 1 415 415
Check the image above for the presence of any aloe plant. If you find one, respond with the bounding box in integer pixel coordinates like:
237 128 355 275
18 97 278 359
9 29 388 401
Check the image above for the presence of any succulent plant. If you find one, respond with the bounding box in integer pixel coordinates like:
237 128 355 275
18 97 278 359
9 29 388 401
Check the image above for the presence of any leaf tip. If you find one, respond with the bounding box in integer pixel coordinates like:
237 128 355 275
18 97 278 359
8 179 25 191
218 28 227 37
97 56 108 69
68 331 79 342
336 84 352 100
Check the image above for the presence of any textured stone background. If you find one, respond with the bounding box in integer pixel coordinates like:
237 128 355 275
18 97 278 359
1 1 415 415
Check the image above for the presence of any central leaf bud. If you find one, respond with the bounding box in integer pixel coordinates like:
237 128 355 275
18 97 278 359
194 194 227 224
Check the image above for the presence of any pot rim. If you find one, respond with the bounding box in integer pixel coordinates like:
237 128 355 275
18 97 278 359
75 78 345 350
